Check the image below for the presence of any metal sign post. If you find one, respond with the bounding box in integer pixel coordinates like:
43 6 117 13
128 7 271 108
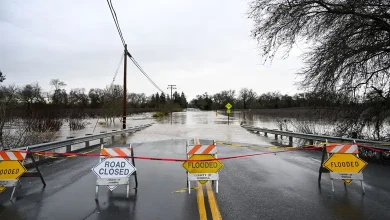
225 103 232 125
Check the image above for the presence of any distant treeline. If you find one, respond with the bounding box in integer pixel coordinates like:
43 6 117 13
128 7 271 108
189 88 367 110
0 79 188 116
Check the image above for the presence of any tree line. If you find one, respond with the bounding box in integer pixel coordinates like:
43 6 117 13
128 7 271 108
189 88 358 110
1 78 188 114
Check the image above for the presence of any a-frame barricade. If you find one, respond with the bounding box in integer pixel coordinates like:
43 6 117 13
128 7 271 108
0 146 46 200
94 144 138 200
318 142 365 193
185 139 219 194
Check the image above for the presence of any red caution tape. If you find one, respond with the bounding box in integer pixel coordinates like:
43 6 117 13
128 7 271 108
12 147 320 163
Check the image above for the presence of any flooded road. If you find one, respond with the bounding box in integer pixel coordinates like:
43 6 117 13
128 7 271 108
1 109 390 220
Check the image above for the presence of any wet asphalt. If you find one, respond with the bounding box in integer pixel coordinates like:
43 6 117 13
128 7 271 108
1 111 390 220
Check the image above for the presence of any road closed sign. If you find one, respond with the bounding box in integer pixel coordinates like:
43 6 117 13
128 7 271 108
182 154 224 173
92 158 136 179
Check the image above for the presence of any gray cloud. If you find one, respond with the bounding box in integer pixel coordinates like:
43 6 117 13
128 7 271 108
1 0 304 100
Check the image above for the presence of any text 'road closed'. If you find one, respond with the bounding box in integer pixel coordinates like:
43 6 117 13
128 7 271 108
92 158 136 179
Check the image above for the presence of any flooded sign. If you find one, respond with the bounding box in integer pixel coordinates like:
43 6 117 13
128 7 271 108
324 154 367 173
92 158 136 179
0 161 27 193
323 153 367 184
182 154 224 173
0 161 27 180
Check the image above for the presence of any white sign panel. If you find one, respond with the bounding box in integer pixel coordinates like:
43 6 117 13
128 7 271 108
0 179 18 187
188 173 219 181
330 172 363 180
92 158 136 179
96 178 130 186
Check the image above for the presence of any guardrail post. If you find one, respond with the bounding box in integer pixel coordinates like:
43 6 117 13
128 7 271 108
264 132 267 137
275 134 278 140
66 136 74 152
85 134 92 148
100 131 106 145
111 130 117 144
309 139 314 145
289 136 293 146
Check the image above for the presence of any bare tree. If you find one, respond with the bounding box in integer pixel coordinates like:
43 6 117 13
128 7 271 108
249 0 390 139
239 88 257 109
19 83 44 114
0 70 5 82
0 85 19 148
249 0 390 96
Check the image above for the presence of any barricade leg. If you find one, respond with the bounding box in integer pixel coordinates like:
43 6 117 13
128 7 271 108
216 180 219 193
331 180 335 192
126 184 130 198
318 146 327 184
10 184 17 201
95 186 99 200
188 180 191 194
361 180 365 193
130 146 138 189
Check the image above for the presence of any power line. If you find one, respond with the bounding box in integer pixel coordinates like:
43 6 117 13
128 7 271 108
106 0 125 46
127 53 164 93
106 1 164 94
110 53 124 89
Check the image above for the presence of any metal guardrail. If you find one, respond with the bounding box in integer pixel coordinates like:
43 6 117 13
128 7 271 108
241 124 390 150
15 124 153 152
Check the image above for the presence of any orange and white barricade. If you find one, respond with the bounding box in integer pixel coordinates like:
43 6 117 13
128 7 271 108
318 141 366 193
92 144 138 199
0 147 46 200
185 138 219 194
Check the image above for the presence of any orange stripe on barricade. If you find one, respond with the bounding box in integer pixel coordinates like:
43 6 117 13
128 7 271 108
326 144 358 154
188 145 202 155
113 148 127 157
0 151 11 160
14 152 25 161
202 144 216 154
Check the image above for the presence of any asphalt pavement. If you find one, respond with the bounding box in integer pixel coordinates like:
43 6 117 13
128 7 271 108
1 132 390 219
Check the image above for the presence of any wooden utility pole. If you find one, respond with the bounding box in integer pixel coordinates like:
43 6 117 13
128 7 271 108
167 85 176 124
123 44 128 129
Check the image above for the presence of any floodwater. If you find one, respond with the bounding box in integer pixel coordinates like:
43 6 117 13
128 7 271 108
56 109 278 146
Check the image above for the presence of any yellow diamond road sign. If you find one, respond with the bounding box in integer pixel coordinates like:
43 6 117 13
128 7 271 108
225 103 232 109
323 154 367 173
226 109 231 114
182 154 224 173
323 153 367 184
0 161 27 180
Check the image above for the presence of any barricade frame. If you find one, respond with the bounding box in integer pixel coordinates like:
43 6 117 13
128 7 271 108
318 141 365 193
186 138 218 194
94 144 138 200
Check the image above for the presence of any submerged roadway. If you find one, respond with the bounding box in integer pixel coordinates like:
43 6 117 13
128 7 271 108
1 111 390 220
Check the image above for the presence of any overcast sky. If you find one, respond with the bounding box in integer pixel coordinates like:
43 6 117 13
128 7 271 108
1 0 305 100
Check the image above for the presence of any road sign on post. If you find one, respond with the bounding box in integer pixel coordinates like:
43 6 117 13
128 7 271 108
225 103 232 125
